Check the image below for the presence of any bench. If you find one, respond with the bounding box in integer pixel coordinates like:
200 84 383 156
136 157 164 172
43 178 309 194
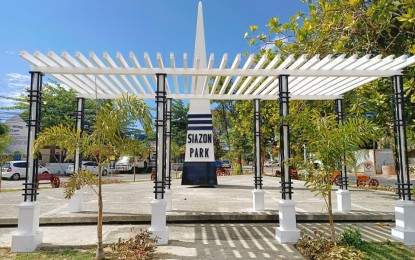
356 175 379 187
37 173 60 188
216 167 230 176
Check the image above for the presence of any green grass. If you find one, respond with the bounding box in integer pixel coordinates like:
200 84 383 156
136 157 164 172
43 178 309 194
0 248 95 260
362 240 415 260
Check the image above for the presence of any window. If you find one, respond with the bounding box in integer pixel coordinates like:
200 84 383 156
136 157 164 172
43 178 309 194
14 162 27 168
2 163 10 169
84 162 98 167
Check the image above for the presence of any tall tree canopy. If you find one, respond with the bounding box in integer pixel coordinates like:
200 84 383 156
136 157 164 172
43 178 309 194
1 82 99 131
170 100 189 161
244 0 415 150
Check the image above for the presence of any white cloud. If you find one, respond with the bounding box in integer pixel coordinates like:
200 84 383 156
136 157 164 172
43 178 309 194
0 73 29 108
0 98 20 106
5 73 31 89
5 50 15 55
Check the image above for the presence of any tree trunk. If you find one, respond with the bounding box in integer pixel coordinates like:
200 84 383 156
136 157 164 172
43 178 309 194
96 164 104 260
237 153 242 174
327 187 336 241
261 147 266 175
133 157 137 182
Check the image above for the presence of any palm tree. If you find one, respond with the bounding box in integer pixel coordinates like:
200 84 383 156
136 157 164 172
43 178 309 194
34 94 153 259
294 109 380 241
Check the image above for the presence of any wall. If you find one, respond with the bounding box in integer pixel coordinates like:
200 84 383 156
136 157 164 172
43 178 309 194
5 116 28 156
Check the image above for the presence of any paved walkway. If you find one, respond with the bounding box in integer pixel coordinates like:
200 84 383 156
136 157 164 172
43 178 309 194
0 174 400 259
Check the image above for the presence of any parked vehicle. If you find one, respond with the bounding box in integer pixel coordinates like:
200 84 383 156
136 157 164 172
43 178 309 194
171 163 183 171
221 160 231 168
1 161 50 180
115 156 148 173
65 161 108 176
264 160 279 167
215 159 222 168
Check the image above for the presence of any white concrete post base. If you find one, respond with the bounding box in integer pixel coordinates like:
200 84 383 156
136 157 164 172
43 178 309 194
149 199 169 245
336 189 351 212
165 189 173 212
275 199 300 244
68 189 84 213
12 201 43 252
391 200 415 245
252 189 265 211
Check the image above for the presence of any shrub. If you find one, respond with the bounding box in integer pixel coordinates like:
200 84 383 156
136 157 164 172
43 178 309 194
320 245 364 260
338 226 366 250
295 229 364 260
295 230 336 259
232 164 243 175
110 228 158 259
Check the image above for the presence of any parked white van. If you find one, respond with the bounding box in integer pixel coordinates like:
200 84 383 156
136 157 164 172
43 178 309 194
1 161 50 180
65 161 108 176
115 156 147 173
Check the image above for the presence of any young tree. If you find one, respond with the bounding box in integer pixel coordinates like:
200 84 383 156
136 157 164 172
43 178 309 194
292 109 380 240
33 94 152 260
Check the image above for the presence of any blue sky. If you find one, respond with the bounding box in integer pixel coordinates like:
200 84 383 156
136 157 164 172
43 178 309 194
0 0 308 121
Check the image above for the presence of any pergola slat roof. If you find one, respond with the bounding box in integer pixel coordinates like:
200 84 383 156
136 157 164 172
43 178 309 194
20 50 415 100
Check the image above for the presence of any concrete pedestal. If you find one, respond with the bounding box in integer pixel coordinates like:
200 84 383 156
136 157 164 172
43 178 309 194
336 189 351 212
165 189 172 212
275 199 300 244
149 199 169 245
68 189 83 213
391 200 415 245
252 189 265 211
11 201 43 252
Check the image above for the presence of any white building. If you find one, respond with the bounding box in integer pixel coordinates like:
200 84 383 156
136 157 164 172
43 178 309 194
5 115 28 157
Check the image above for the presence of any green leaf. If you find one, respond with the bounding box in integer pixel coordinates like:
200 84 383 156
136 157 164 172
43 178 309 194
249 25 258 32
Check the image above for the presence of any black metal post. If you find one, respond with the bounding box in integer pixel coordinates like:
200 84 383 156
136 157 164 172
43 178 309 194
392 75 412 200
279 75 292 200
154 73 167 199
254 99 262 189
23 71 43 202
165 98 172 190
74 98 85 172
336 98 348 190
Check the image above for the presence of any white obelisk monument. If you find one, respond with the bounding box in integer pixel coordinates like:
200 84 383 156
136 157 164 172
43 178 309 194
182 2 217 186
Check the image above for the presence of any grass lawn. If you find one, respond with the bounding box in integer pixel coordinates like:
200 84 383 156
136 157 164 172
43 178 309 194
0 248 95 260
362 240 415 260
1 240 414 259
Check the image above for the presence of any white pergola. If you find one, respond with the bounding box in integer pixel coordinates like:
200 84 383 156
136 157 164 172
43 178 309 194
20 50 415 100
15 48 415 250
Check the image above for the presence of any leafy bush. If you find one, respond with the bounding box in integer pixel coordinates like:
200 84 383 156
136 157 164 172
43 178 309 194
110 229 157 259
320 245 364 260
295 229 364 260
232 164 243 175
338 226 366 250
295 230 335 259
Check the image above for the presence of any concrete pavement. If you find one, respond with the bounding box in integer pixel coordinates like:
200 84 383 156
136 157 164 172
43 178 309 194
0 174 401 259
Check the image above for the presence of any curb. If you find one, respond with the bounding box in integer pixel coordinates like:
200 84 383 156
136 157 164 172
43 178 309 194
0 212 395 227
